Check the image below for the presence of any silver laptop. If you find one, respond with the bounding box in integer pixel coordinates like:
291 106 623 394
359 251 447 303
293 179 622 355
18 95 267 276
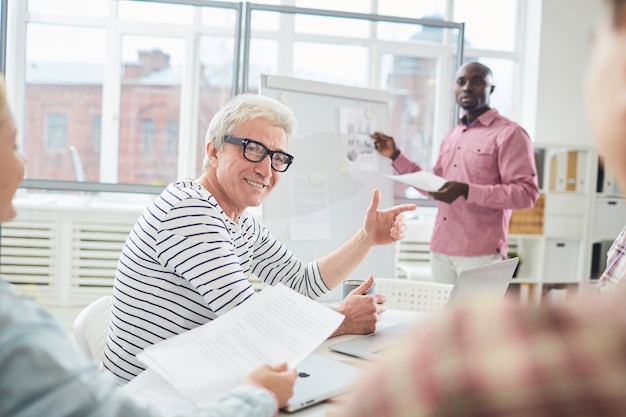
282 353 364 413
446 256 519 304
328 257 519 361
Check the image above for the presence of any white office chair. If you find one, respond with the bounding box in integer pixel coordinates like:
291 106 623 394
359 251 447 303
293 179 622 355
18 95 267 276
73 295 113 364
395 220 434 281
376 278 453 313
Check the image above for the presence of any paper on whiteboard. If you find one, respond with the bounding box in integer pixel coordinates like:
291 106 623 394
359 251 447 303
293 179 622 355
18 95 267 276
339 106 378 172
389 171 447 192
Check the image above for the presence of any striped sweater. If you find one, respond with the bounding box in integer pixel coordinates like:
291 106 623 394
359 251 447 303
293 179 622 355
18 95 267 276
103 179 329 385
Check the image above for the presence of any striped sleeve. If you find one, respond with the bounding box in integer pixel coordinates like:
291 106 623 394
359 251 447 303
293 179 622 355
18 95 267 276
244 214 330 299
155 196 256 314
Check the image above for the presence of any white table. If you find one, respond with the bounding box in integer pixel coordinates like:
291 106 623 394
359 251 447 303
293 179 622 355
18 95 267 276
279 310 431 416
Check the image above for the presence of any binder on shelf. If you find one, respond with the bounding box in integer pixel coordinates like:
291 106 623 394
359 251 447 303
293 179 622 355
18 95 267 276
596 158 605 193
548 149 586 192
566 151 577 192
575 151 587 192
549 151 567 191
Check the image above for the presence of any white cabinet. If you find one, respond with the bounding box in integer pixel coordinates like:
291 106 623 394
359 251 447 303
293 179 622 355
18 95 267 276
542 239 580 282
592 197 626 241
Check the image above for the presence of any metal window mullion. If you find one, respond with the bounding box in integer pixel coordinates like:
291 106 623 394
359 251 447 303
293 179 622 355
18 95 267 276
98 4 122 183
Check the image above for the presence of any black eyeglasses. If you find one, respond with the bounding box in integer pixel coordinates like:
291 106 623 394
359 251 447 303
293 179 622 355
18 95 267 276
224 135 294 172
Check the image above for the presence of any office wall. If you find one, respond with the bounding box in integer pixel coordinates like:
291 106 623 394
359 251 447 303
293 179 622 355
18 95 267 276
529 0 602 147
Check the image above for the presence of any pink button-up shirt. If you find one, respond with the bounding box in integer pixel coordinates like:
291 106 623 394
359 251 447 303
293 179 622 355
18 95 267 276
393 108 539 258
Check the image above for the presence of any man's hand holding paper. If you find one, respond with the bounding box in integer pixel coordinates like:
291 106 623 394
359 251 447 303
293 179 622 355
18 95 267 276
429 181 469 204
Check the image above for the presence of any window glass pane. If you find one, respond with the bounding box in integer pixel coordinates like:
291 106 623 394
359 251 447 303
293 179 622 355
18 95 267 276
199 36 236 89
250 10 280 31
26 23 107 64
380 54 439 200
295 0 370 14
294 14 369 38
141 119 156 153
166 121 178 154
453 0 517 51
246 38 279 92
201 7 239 28
377 0 446 19
92 115 101 152
196 35 239 173
24 24 106 182
293 43 368 87
119 36 184 185
28 0 108 18
117 0 193 24
377 21 458 44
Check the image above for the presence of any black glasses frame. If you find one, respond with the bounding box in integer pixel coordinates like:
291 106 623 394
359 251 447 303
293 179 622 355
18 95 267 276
223 135 294 172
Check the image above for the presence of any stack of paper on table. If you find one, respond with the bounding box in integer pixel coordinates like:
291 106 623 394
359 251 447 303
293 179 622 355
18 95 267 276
129 283 344 410
389 171 447 192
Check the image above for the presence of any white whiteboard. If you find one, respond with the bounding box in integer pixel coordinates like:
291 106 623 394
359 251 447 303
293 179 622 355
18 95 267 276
260 74 394 300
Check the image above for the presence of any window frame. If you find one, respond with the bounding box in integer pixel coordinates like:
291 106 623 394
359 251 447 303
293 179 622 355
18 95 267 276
2 0 529 201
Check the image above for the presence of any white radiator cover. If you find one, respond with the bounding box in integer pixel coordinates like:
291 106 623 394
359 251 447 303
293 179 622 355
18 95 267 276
0 200 144 306
1 197 267 306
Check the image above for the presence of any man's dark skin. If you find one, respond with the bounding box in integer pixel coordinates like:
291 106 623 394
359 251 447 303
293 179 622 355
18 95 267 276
370 61 495 204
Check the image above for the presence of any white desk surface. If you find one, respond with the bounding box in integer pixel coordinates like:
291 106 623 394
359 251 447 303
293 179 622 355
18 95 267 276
279 309 432 416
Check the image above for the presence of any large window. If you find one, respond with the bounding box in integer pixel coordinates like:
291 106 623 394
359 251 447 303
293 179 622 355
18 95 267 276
9 0 242 189
5 0 527 204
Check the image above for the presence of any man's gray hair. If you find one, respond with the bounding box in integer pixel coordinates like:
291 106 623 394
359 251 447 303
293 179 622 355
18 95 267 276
202 94 297 170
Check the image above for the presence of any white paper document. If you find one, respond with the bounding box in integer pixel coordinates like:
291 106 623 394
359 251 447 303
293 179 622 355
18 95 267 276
123 368 195 417
389 171 447 192
136 283 344 407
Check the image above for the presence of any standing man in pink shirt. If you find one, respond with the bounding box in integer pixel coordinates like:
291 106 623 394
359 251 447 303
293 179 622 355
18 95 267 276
371 61 539 283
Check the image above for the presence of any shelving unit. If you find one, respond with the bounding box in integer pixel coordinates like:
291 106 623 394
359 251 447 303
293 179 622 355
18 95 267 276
506 144 596 305
399 146 617 305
